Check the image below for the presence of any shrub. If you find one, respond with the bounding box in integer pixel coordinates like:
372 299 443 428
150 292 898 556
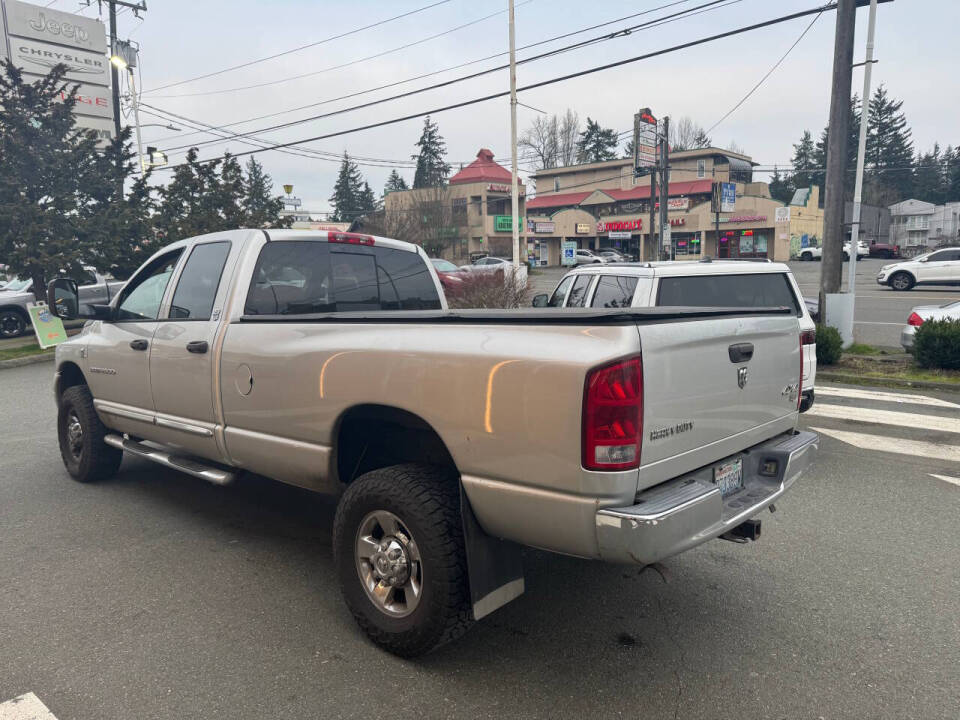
913 319 960 370
446 271 529 309
815 324 843 365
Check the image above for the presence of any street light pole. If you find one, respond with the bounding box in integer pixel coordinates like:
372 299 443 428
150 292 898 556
844 0 878 342
127 65 145 173
508 0 520 268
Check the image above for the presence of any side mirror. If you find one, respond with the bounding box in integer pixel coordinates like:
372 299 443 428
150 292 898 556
532 293 549 307
47 278 110 320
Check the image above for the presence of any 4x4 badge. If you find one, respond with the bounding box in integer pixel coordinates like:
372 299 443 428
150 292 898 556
737 366 748 389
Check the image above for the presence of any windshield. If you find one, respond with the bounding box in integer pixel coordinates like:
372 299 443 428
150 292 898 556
431 259 459 272
0 278 31 292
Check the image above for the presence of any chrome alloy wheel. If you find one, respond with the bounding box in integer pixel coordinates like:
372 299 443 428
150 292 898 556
355 510 423 617
66 411 84 461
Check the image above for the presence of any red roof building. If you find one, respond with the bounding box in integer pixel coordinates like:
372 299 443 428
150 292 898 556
449 148 520 186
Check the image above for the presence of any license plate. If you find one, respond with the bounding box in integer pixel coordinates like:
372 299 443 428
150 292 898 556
713 457 743 497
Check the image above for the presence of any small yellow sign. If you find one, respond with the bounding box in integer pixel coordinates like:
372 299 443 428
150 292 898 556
27 302 68 349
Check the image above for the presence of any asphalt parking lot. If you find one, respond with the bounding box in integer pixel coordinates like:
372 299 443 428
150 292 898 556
1 361 958 719
528 257 960 348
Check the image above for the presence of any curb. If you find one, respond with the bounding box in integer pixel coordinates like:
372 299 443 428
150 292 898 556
817 371 960 394
0 352 55 370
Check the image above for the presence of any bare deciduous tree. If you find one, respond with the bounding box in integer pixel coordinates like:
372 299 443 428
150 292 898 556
518 109 580 169
359 186 457 258
669 116 712 151
557 109 580 166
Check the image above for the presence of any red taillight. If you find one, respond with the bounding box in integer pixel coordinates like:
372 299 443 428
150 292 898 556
801 329 816 345
908 312 924 327
328 231 375 245
582 356 643 471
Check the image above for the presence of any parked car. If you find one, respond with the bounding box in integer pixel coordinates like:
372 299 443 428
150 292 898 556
461 256 512 273
795 241 868 262
876 246 960 291
804 296 820 323
796 245 822 261
900 300 960 351
843 241 869 260
533 259 818 412
429 258 469 295
0 269 123 338
48 228 816 657
575 248 604 265
868 242 900 259
599 250 629 263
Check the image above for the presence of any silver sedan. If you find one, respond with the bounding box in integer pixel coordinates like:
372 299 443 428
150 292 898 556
901 300 960 350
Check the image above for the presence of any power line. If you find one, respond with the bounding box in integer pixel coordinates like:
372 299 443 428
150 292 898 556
154 0 738 154
142 0 455 94
705 3 828 136
144 2 535 99
153 3 850 173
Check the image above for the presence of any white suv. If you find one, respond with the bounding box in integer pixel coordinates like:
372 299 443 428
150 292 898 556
876 247 960 291
534 259 818 411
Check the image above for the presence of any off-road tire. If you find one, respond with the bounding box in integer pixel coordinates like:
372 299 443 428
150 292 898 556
333 464 473 657
58 385 123 482
890 272 915 291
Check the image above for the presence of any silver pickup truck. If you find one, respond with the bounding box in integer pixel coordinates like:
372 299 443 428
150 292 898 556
48 229 818 657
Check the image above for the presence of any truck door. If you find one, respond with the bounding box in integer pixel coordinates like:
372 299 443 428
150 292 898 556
148 239 236 460
84 248 184 435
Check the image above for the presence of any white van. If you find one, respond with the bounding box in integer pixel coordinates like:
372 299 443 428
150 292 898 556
534 259 818 412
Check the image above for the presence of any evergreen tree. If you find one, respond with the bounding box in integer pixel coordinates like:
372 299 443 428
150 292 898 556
242 156 289 229
865 85 914 200
768 167 795 205
913 144 945 204
791 130 818 190
217 152 247 229
946 146 960 201
329 152 364 221
384 169 409 195
0 61 108 298
155 148 228 241
576 117 618 163
358 181 378 213
812 95 861 201
412 116 450 188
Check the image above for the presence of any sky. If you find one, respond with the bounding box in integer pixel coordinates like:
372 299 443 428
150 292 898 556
47 0 959 215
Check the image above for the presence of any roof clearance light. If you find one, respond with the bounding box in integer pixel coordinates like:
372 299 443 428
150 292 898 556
328 231 375 246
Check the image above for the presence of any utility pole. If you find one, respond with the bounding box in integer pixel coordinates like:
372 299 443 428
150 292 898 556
108 1 121 143
649 169 657 262
660 116 670 260
844 0 878 343
508 0 520 269
820 0 856 322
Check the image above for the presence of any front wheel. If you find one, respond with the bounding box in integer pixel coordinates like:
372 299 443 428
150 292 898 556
800 252 812 261
333 464 473 657
890 272 914 291
57 385 123 482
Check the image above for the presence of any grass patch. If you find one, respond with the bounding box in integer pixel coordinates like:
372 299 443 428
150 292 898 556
834 355 960 385
0 342 52 362
845 343 886 356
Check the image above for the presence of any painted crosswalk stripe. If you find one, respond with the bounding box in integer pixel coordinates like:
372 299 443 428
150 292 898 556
816 385 960 410
810 427 960 464
930 474 960 488
805 404 960 435
0 693 58 720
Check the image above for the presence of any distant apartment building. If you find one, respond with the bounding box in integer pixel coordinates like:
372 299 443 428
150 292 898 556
528 147 794 263
889 199 960 249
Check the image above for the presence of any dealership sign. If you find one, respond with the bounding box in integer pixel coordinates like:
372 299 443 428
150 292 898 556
4 1 106 52
10 37 108 83
26 74 111 118
598 218 642 233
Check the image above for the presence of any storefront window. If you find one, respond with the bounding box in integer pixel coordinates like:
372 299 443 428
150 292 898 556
739 232 754 254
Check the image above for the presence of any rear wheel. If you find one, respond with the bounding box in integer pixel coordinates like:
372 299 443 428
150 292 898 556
333 464 472 657
800 251 812 261
57 385 123 482
890 272 914 291
0 309 27 338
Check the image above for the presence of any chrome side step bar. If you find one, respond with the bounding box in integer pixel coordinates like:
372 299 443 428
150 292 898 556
104 434 236 486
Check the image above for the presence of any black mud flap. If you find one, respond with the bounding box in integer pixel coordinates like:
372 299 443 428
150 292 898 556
460 484 525 620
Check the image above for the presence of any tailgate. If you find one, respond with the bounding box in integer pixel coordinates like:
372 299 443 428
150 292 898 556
636 314 800 490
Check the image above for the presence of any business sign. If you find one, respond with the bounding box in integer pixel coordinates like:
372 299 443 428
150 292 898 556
26 302 68 349
494 215 522 232
9 37 109 84
669 217 686 227
718 215 767 224
575 223 590 234
74 114 115 146
720 182 736 212
487 183 511 194
534 221 555 233
0 5 7 62
24 73 112 118
632 107 658 173
661 225 672 248
656 197 689 211
4 1 106 52
598 218 642 233
775 206 791 223
561 240 577 266
608 230 631 240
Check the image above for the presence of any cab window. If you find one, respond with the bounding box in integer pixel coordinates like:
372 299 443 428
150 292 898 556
590 275 638 308
565 274 593 308
168 242 231 320
116 249 184 321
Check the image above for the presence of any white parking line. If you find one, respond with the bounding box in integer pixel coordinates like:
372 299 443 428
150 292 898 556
930 474 960 488
810 427 960 463
0 694 58 720
816 386 960 410
806 404 960 434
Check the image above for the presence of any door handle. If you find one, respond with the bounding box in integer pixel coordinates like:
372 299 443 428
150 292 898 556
186 340 209 354
728 342 754 363
129 339 148 351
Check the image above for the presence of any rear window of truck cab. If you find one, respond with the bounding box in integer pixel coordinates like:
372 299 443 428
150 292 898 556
656 272 801 316
243 241 442 315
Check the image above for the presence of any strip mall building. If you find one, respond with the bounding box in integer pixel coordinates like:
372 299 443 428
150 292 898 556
527 148 794 264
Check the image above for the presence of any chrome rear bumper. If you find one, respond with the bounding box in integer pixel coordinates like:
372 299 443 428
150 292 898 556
595 430 818 565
